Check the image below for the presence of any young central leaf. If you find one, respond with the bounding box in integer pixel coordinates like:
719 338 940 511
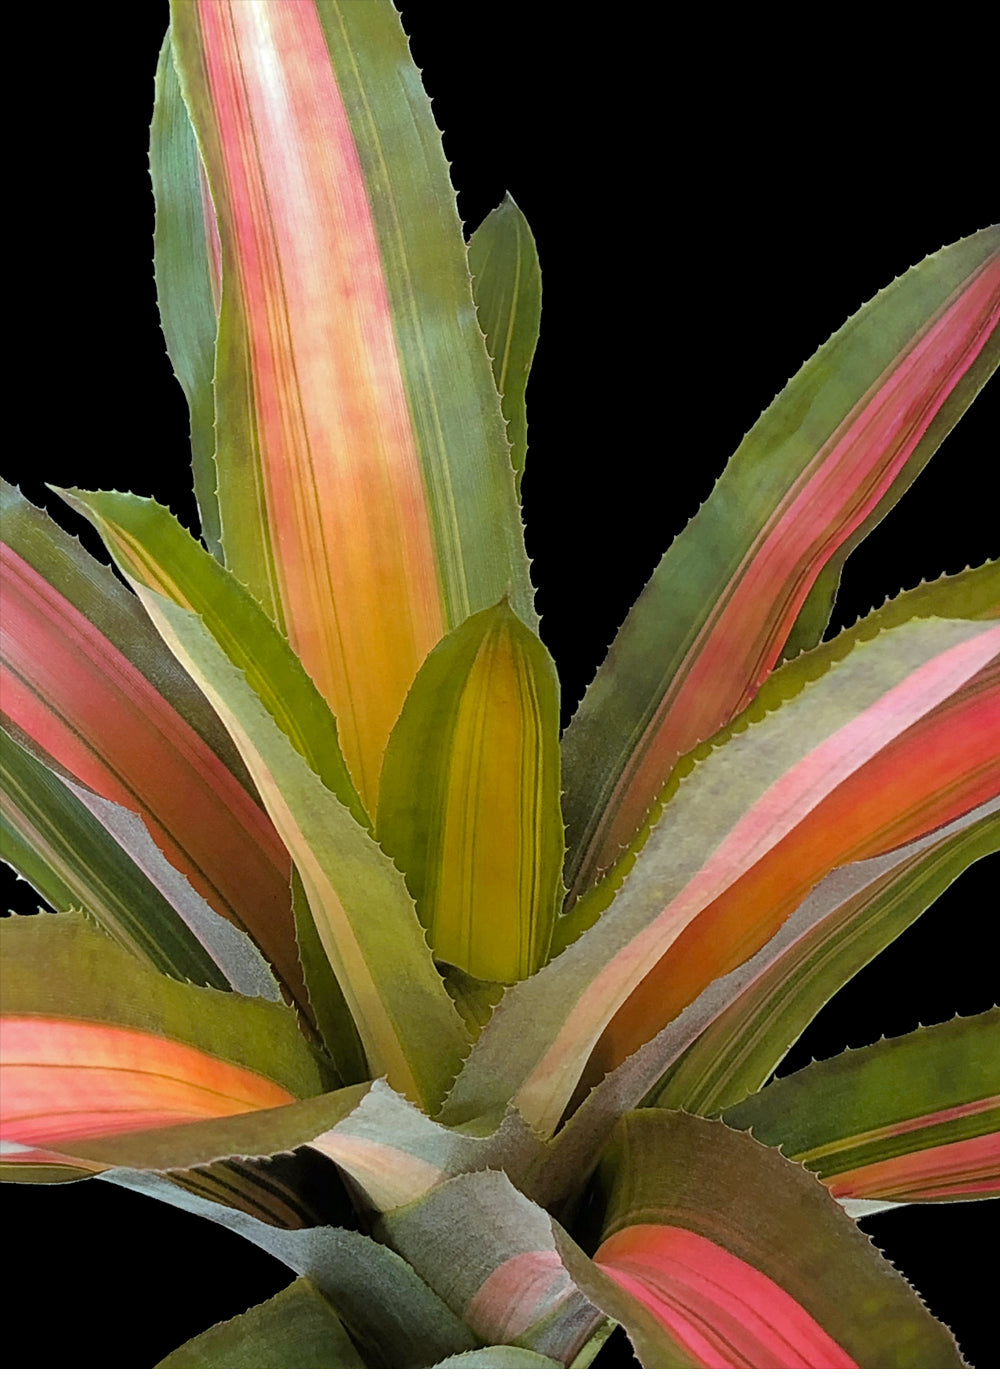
377 602 563 984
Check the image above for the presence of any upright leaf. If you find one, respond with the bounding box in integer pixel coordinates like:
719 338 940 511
468 195 542 498
561 228 1000 901
377 601 563 983
168 0 536 813
150 33 222 555
590 1111 963 1367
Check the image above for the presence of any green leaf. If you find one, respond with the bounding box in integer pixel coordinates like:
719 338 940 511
59 489 367 830
468 195 542 499
721 1012 1000 1208
114 580 469 1112
157 1278 365 1368
291 866 369 1085
167 0 536 814
445 577 1000 1136
0 914 333 1175
589 1110 964 1367
150 33 221 556
560 228 1000 903
377 600 563 983
378 1171 606 1365
107 1168 479 1367
655 800 1000 1114
434 1346 562 1369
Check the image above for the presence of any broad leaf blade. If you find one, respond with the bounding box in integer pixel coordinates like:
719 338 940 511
561 227 1000 901
150 33 221 555
111 579 469 1113
378 1172 605 1365
590 1110 963 1367
0 913 338 1174
168 0 536 813
157 1278 365 1368
107 1169 479 1367
444 580 1000 1135
721 1012 1000 1207
655 802 1000 1114
377 600 563 983
468 195 542 499
0 482 306 1011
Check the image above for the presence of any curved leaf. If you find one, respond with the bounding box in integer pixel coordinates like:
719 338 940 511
377 600 563 983
0 482 306 1011
561 227 1000 902
444 578 1000 1135
111 580 468 1112
434 1345 561 1369
655 801 1000 1114
468 195 542 499
168 0 535 813
590 1110 963 1367
157 1278 365 1368
721 1012 1000 1207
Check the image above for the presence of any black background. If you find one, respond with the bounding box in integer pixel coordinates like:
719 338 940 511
4 1 997 1370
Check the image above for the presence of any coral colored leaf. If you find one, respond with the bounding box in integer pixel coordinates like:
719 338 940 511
0 482 306 1013
106 1169 479 1368
721 1012 1000 1208
168 0 535 813
111 580 468 1113
378 1172 606 1365
561 227 1000 902
468 195 542 499
524 798 998 1212
0 912 331 1174
157 1278 365 1368
443 583 1000 1136
589 1111 963 1367
150 34 221 555
1 726 228 989
654 801 1000 1114
377 600 563 983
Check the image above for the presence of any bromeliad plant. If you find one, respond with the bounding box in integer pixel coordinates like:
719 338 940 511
1 0 998 1372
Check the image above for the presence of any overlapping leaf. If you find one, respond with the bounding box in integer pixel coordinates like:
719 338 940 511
721 1012 1000 1208
561 227 1000 902
588 1111 964 1367
444 572 1000 1136
167 0 535 813
0 482 306 1010
377 599 563 983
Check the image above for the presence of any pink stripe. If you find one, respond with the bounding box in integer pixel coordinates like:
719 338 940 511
582 254 1000 886
466 1250 577 1343
827 1131 1000 1201
595 1225 856 1368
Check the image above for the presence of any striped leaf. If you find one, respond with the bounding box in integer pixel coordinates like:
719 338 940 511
589 1111 963 1367
443 577 1000 1136
654 800 999 1115
157 1278 365 1368
0 482 307 1012
0 912 335 1175
105 578 468 1113
721 1012 1000 1208
377 600 563 983
468 195 542 499
168 0 535 814
561 227 1000 902
378 1172 606 1365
